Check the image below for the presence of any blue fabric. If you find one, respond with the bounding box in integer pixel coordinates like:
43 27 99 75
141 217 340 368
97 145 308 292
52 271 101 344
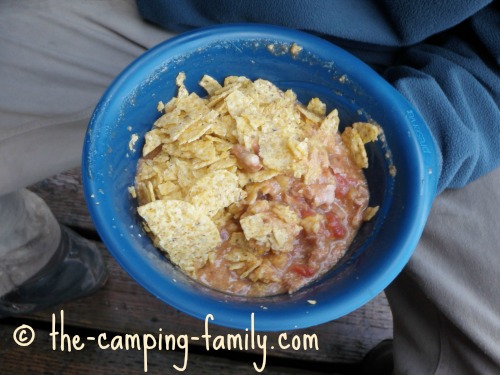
135 0 500 194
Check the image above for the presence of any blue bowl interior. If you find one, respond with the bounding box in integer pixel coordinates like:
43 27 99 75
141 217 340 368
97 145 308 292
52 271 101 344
83 24 438 331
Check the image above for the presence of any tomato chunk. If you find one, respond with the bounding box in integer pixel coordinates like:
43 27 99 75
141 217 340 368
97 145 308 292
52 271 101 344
335 173 352 198
300 207 316 218
290 264 316 278
325 212 347 239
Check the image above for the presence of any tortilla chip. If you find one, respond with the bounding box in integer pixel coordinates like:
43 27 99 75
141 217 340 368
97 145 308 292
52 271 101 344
342 126 369 168
259 129 295 172
189 170 246 217
199 74 222 96
353 122 379 143
137 200 221 273
307 97 326 116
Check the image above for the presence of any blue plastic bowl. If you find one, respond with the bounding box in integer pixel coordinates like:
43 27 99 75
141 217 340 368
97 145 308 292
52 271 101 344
83 24 438 331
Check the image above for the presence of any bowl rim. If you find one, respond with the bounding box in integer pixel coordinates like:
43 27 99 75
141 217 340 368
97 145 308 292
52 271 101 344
83 23 439 331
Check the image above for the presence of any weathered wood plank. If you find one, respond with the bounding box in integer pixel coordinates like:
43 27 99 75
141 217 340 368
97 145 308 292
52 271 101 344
27 168 393 364
29 168 96 232
0 321 342 375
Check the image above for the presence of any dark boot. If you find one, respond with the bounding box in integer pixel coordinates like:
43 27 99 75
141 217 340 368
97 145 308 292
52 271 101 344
0 226 107 317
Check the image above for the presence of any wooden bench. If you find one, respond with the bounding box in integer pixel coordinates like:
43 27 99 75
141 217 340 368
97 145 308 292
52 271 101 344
0 168 393 374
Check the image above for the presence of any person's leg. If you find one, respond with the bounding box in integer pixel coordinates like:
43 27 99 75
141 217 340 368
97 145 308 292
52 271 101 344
0 0 175 196
386 168 500 374
0 190 107 316
0 190 60 297
0 0 175 311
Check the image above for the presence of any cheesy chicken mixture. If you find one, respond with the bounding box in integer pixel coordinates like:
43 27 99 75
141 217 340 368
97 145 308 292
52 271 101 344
133 73 379 296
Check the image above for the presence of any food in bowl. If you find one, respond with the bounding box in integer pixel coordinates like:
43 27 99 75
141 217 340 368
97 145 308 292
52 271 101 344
132 73 380 297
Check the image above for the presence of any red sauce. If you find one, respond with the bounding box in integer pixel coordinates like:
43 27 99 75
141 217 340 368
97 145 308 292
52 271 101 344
196 134 369 296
